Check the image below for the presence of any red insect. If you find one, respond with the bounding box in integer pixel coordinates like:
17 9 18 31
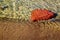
30 9 54 21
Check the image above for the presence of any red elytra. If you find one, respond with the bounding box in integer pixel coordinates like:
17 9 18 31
31 9 54 21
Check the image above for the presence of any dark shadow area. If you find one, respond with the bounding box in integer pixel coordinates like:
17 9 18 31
53 13 58 18
0 5 8 10
55 19 60 22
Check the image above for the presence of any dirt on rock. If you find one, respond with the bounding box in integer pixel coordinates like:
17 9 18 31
0 20 60 40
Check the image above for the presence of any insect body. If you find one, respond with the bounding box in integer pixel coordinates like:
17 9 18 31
31 9 57 21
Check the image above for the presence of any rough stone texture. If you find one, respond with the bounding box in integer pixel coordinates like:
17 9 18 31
0 0 60 20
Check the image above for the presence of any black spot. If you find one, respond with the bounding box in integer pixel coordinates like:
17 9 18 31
49 10 58 18
53 13 58 18
1 5 8 10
